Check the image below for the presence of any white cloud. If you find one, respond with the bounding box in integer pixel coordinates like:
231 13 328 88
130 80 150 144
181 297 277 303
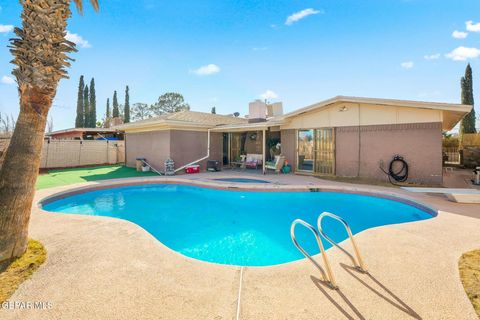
191 64 220 76
401 61 414 69
252 46 268 51
259 90 278 100
424 53 440 60
285 8 323 26
466 20 480 32
446 46 480 61
452 30 468 39
1 76 15 85
0 24 13 33
65 31 91 48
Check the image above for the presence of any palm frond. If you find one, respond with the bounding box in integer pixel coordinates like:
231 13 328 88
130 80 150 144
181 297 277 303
73 0 99 14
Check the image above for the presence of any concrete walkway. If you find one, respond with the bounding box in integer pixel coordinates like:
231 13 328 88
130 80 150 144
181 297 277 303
1 174 479 320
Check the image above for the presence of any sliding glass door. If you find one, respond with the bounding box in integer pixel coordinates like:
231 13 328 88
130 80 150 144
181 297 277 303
297 129 314 171
297 128 335 175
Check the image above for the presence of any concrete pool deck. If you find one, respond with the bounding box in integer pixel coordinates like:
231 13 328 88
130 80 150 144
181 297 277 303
1 173 480 319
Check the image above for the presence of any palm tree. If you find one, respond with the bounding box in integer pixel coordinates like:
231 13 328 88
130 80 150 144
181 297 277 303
0 0 99 267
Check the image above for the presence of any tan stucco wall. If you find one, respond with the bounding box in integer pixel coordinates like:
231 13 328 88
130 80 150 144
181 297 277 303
281 102 443 130
335 122 443 185
126 130 223 172
125 130 171 170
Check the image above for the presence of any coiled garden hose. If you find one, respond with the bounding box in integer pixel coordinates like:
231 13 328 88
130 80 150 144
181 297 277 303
380 155 409 185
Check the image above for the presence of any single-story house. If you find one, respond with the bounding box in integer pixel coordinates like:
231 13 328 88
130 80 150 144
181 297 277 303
47 128 124 140
116 96 472 185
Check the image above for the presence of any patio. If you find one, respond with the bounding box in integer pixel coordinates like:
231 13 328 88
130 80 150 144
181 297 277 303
1 174 479 319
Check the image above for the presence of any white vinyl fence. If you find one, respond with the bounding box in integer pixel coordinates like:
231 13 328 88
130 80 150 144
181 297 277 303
40 140 125 169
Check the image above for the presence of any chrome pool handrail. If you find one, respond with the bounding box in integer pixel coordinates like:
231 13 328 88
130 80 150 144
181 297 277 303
317 212 367 273
290 219 337 289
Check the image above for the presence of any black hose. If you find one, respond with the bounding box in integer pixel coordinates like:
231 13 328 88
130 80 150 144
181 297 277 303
380 155 409 185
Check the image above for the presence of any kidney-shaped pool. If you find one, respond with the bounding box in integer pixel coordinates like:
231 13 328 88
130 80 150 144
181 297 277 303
42 184 435 266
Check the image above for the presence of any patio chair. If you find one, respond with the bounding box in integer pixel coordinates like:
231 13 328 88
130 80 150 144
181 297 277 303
245 154 263 169
265 155 285 174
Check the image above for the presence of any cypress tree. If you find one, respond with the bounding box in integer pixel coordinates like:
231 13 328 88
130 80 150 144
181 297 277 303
89 78 97 127
83 85 89 127
106 98 111 118
124 86 130 123
75 76 84 128
112 91 119 118
461 64 477 134
211 106 216 114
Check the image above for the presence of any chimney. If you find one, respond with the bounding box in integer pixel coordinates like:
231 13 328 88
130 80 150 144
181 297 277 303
267 102 283 117
248 100 267 123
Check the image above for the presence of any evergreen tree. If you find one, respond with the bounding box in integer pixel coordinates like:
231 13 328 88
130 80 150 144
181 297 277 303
461 64 477 134
75 76 84 127
83 85 89 127
89 78 97 127
112 91 119 118
105 98 111 127
124 86 130 123
211 106 216 114
106 98 111 118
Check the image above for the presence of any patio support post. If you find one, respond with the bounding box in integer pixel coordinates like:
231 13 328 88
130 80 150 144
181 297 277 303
262 129 266 174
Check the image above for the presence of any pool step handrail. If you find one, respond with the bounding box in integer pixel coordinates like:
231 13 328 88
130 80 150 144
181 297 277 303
317 212 367 273
140 159 163 176
290 219 338 289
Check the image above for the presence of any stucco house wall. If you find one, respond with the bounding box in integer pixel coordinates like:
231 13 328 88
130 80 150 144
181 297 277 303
280 129 296 170
125 130 171 170
170 130 223 169
126 130 223 171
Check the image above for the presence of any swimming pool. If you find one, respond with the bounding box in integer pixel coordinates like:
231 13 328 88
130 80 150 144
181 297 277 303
42 184 434 266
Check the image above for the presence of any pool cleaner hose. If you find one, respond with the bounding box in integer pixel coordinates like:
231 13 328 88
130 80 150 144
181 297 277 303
380 155 409 185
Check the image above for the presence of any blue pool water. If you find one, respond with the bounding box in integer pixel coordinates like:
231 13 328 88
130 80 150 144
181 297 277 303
42 184 434 266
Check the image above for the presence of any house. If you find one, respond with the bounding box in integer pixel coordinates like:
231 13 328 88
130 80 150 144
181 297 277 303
116 96 472 185
47 128 124 140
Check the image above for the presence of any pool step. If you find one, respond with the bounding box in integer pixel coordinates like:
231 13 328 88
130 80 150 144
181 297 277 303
290 212 367 290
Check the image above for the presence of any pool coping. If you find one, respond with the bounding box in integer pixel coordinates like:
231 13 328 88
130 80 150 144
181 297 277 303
3 175 480 320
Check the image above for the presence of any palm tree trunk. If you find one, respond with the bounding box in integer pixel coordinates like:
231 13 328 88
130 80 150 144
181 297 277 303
0 87 51 266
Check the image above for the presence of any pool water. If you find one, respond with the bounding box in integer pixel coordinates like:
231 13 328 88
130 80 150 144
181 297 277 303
42 184 434 266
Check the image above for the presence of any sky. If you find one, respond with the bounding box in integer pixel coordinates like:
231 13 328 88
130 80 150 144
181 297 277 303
1 0 480 131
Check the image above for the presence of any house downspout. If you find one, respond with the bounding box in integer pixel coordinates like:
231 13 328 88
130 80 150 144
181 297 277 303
174 129 211 173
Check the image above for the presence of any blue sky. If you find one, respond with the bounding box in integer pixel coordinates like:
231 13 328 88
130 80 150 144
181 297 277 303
1 0 480 130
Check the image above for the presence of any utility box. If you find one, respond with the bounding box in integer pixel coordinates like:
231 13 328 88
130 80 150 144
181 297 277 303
207 160 221 172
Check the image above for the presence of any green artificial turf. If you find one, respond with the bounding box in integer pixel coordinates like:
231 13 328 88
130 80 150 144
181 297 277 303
36 165 157 190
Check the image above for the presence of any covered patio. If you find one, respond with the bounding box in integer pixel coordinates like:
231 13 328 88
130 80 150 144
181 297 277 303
211 121 284 174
